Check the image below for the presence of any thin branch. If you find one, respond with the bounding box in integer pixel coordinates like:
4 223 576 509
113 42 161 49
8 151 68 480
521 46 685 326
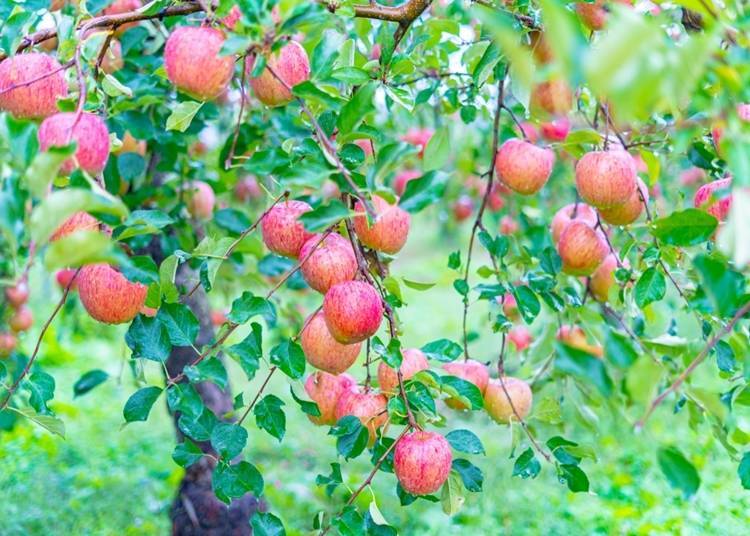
224 55 249 170
0 60 75 95
237 366 277 425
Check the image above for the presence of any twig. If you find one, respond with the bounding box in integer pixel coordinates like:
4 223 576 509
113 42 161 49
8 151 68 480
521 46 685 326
224 55 249 170
0 60 75 95
237 366 277 425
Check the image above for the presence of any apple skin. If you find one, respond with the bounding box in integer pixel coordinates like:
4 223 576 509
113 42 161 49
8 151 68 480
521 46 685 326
234 176 262 202
9 306 33 332
77 263 148 324
575 1 607 30
556 324 603 357
56 269 79 290
442 359 489 410
0 332 17 357
401 128 433 158
500 215 518 234
248 41 310 107
210 310 227 327
300 311 362 374
452 195 474 222
50 211 100 242
304 371 357 426
557 221 608 276
484 377 533 424
5 281 29 308
589 253 619 302
102 0 143 36
334 389 388 445
261 200 314 258
550 203 598 244
353 195 411 255
529 30 553 64
495 138 555 195
186 181 215 220
575 150 637 209
394 431 453 495
323 281 384 344
694 177 732 222
165 26 234 101
299 233 357 294
378 348 429 395
498 292 519 320
0 53 68 120
540 117 571 142
519 122 539 143
38 112 110 175
354 138 375 158
599 177 648 225
508 326 533 352
530 79 573 117
393 170 421 196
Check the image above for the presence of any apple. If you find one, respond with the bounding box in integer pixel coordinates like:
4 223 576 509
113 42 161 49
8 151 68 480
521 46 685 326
498 292 518 320
484 377 533 423
55 269 78 290
378 348 429 395
5 281 29 308
556 324 603 357
50 212 101 242
299 233 357 294
164 26 234 101
393 170 420 196
530 79 573 117
248 41 310 107
529 30 553 64
738 103 750 122
38 112 110 175
222 5 242 30
186 181 215 220
442 359 489 409
300 310 362 374
304 371 357 426
575 150 637 209
394 431 452 495
557 220 608 276
401 128 433 158
334 388 388 444
589 253 619 302
495 138 555 195
694 177 732 222
234 175 262 202
598 177 648 225
210 310 227 327
508 326 532 352
261 200 314 258
354 138 375 158
0 53 69 119
550 203 598 244
323 281 384 344
353 195 410 255
0 332 17 357
500 215 518 235
540 117 571 142
519 122 539 143
679 167 706 186
77 264 148 324
452 195 474 222
100 39 124 74
102 0 143 36
575 1 607 30
115 131 146 156
9 306 33 332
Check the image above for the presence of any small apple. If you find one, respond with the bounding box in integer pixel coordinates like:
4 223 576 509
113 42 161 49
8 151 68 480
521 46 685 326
248 41 310 107
508 326 532 352
442 359 489 409
299 233 357 294
261 200 314 258
185 181 215 220
495 138 555 195
589 253 619 302
452 195 474 222
401 128 433 158
498 293 518 320
334 388 388 444
530 79 573 117
694 177 732 222
354 138 375 158
234 176 262 202
222 5 242 30
5 281 29 308
38 112 111 175
575 150 637 209
540 117 571 142
484 377 533 423
323 281 384 344
55 269 79 290
102 0 143 36
0 332 17 357
550 203 598 244
353 195 411 255
528 30 553 64
377 348 429 395
394 431 452 495
115 131 147 156
575 1 607 30
0 53 68 119
304 371 357 426
9 306 33 333
77 263 148 324
738 103 750 122
393 170 420 196
557 220 608 276
50 212 101 242
500 215 519 234
210 310 227 327
300 311 362 374
556 324 603 357
598 177 648 225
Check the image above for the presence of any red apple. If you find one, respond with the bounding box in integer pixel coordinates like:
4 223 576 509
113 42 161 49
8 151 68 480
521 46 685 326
401 128 433 158
498 293 519 320
694 177 732 222
508 326 532 352
540 117 571 142
234 176 262 202
56 269 79 291
529 30 554 64
38 112 110 175
0 332 17 357
598 177 648 225
102 0 143 36
323 281 384 344
575 1 607 30
299 233 357 294
394 431 452 495
393 170 420 196
442 359 489 409
679 167 706 186
50 211 101 242
9 307 33 332
210 310 227 327
185 181 215 220
495 138 555 195
222 5 242 30
300 311 362 374
530 79 573 117
589 253 619 302
500 215 518 235
353 195 410 255
575 150 637 209
550 203 598 244
377 348 429 395
334 388 388 444
165 26 234 101
5 281 29 308
261 200 313 258
77 263 148 324
556 324 603 357
452 195 474 222
248 41 310 107
557 220 608 276
0 52 68 119
484 377 533 423
304 371 357 426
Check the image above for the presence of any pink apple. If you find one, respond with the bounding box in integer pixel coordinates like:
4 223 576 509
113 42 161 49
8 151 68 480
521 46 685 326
300 311 361 374
694 177 732 222
9 306 33 332
304 371 357 426
393 170 420 196
394 431 452 495
484 377 533 423
530 79 573 117
0 53 68 120
50 212 101 242
0 332 17 357
442 359 489 409
401 128 433 158
500 215 518 234
334 388 388 444
77 263 148 324
299 233 357 294
452 195 474 222
589 253 619 302
557 220 608 276
598 177 648 225
186 181 215 220
234 175 262 202
323 281 384 344
260 200 313 258
508 326 532 352
354 138 375 158
55 269 79 291
519 122 539 143
38 112 110 175
5 281 29 308
377 348 429 395
248 41 310 107
102 0 143 35
165 26 234 101
575 150 637 209
353 195 410 254
540 117 571 142
495 138 555 195
550 203 598 244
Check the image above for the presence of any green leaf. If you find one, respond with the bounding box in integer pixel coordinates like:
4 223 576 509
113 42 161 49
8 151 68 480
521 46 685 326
159 254 180 303
555 343 614 397
10 407 65 438
251 512 286 536
738 452 750 490
178 408 219 442
421 339 462 362
214 208 251 235
440 375 484 410
23 371 55 414
290 386 321 417
330 415 369 460
120 255 159 285
117 152 144 181
452 459 483 492
693 254 746 318
167 383 204 420
512 448 541 479
559 464 589 493
338 82 376 135
123 386 163 423
184 358 228 390
226 323 263 381
634 267 666 309
399 171 448 213
157 303 199 347
440 471 465 515
657 446 701 498
422 127 450 172
172 438 203 468
228 291 277 325
512 286 541 324
210 422 248 459
445 429 485 455
125 315 172 362
115 209 174 240
166 101 203 132
212 461 264 504
651 209 717 246
24 144 76 198
44 230 115 271
604 330 638 368
298 200 351 231
73 369 108 398
401 278 435 291
270 339 306 379
254 394 286 442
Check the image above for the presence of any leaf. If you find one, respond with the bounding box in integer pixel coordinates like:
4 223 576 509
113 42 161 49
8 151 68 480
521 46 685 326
555 343 614 397
166 101 203 132
117 152 144 181
512 447 541 479
270 339 306 379
23 370 55 414
440 375 484 410
184 358 228 390
399 171 448 213
657 446 701 498
512 286 541 324
451 459 483 492
157 303 199 347
212 461 264 504
298 200 351 231
401 278 435 291
228 291 277 325
43 229 114 271
214 208 251 235
10 407 65 438
125 315 172 362
634 267 666 309
254 394 286 442
119 255 159 285
421 339 462 362
604 330 638 368
738 452 750 490
338 81 376 134
24 144 76 198
116 209 174 240
290 386 321 417
422 127 450 172
251 512 286 536
559 464 590 493
210 422 249 459
693 254 746 318
167 383 204 420
651 209 717 246
226 323 263 381
330 415 369 460
73 369 109 397
178 408 219 442
440 471 465 515
445 429 485 455
123 386 162 423
172 438 203 468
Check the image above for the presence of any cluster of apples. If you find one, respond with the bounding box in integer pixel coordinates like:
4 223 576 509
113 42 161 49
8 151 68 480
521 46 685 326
0 280 33 357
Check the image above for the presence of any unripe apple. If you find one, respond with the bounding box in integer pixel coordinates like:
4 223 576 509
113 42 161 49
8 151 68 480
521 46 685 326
77 263 148 324
442 359 489 409
0 53 69 119
301 311 361 374
38 112 110 175
557 221 608 276
186 181 215 220
353 195 410 255
248 41 310 107
500 215 519 234
299 233 357 294
260 200 313 258
394 431 452 495
323 281 384 344
102 0 143 36
304 371 357 426
694 177 732 222
508 326 532 352
550 203 598 244
575 150 637 209
234 175 262 202
599 177 648 225
56 269 78 290
452 195 474 222
100 39 124 74
401 128 433 158
575 1 607 30
378 348 429 395
589 253 619 302
530 79 573 117
164 26 234 101
0 332 17 357
334 389 388 444
556 324 603 357
495 138 555 195
393 170 420 196
354 138 375 158
484 377 533 424
9 306 33 333
540 117 571 142
50 211 100 242
5 281 29 308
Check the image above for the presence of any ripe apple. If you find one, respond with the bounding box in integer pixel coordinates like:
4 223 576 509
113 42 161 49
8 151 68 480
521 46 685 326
50 211 101 242
508 326 532 352
575 1 607 30
498 292 518 320
323 281 384 344
694 177 732 222
540 117 571 142
353 195 410 255
393 170 420 196
55 269 79 290
598 177 648 225
519 122 539 143
401 128 433 158
500 216 519 236
530 79 573 117
38 112 110 175
304 371 357 426
300 311 362 374
5 281 29 308
589 253 619 302
495 138 555 195
484 377 533 423
260 200 313 258
165 26 234 101
9 306 33 333
210 310 227 327
0 53 69 119
354 138 375 158
377 348 429 395
334 389 388 444
248 41 310 107
102 0 143 36
222 5 242 30
100 39 124 74
299 233 357 294
556 324 603 357
186 181 215 220
452 195 474 222
550 203 598 244
0 332 17 357
679 167 706 186
77 263 148 324
234 175 262 202
442 359 489 409
528 30 553 64
394 431 452 495
557 220 608 276
575 150 637 209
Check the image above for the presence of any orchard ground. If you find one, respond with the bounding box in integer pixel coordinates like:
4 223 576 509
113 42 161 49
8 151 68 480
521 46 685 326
0 213 746 535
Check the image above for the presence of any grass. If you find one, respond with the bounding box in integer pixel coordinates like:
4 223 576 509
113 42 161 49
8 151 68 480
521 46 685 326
1 213 748 535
